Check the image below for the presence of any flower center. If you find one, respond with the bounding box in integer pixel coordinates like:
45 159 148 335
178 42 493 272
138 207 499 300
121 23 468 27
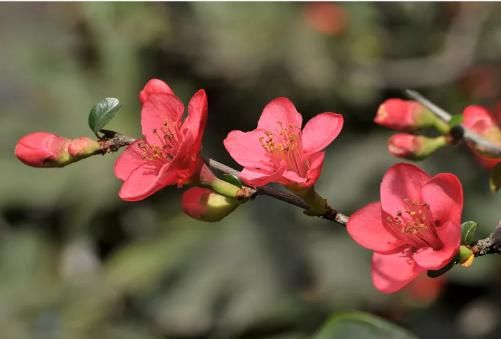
137 119 182 162
259 122 308 176
385 198 442 250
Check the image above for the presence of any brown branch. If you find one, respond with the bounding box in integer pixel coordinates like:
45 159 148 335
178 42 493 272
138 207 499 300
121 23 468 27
471 221 501 257
204 157 349 226
405 89 501 158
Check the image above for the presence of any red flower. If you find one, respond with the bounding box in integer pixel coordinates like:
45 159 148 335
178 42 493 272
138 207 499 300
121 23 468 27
15 132 70 167
304 2 348 36
462 105 501 170
347 163 463 293
224 97 343 187
114 79 208 201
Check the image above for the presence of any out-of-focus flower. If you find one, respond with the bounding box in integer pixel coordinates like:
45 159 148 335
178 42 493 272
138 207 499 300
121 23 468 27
303 2 348 36
375 99 448 133
182 187 240 222
404 274 446 307
114 79 208 201
387 133 447 160
224 97 343 188
462 105 501 170
15 132 100 168
347 163 463 293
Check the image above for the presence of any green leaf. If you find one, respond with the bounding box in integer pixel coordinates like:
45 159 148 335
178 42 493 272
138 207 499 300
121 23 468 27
489 163 501 193
461 221 478 245
313 312 417 339
88 97 122 137
427 257 456 278
222 174 243 188
448 114 464 128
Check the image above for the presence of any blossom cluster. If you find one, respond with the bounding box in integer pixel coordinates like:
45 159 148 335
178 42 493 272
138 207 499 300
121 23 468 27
17 78 493 295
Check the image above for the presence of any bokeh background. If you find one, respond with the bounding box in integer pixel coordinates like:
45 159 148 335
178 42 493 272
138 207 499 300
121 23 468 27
1 2 501 339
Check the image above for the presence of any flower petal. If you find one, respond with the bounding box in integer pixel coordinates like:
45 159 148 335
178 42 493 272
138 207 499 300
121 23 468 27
114 141 148 181
302 113 344 153
224 129 273 170
141 93 184 144
412 221 460 270
182 89 208 151
118 163 163 201
304 152 325 187
372 252 423 294
380 163 430 216
347 202 405 253
139 79 175 104
257 97 303 132
240 168 281 187
463 105 496 134
422 173 463 226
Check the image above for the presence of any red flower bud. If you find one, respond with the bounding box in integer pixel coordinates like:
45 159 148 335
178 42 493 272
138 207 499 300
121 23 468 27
182 187 240 222
387 133 447 160
375 99 448 132
15 132 70 167
67 137 101 158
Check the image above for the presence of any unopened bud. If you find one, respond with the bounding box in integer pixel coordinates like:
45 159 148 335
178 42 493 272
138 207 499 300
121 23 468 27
15 132 101 168
458 245 475 268
387 134 447 160
463 105 501 160
182 187 240 222
375 99 449 133
15 132 71 167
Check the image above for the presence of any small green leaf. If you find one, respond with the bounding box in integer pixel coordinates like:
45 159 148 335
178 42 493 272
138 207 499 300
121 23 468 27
427 257 456 278
489 163 501 193
448 114 464 128
461 221 478 245
313 312 417 339
88 97 122 137
222 174 243 188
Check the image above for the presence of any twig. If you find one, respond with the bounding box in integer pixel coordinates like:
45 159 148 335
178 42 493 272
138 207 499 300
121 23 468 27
204 157 349 225
405 89 501 157
471 221 501 257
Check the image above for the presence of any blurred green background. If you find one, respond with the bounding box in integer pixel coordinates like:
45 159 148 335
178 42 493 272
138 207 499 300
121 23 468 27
1 2 500 339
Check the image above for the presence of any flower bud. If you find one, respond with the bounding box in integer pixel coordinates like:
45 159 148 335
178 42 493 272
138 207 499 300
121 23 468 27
15 132 71 167
375 99 449 132
182 187 240 222
387 133 447 160
68 137 101 158
463 105 501 163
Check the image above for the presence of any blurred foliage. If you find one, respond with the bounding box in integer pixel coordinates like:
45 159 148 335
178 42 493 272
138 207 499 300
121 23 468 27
1 2 501 339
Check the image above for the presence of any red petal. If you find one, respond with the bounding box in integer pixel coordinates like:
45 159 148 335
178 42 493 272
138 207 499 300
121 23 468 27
302 112 343 153
412 221 460 270
182 89 208 154
224 129 273 170
240 168 281 187
114 141 148 181
304 152 325 187
372 252 423 293
422 173 463 226
463 105 496 134
347 202 405 253
139 79 175 104
257 97 303 133
141 94 184 145
118 163 163 201
380 163 430 216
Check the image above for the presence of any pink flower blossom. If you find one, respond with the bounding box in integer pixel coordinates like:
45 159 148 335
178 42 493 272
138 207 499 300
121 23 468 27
224 97 343 187
347 163 463 294
114 79 208 201
15 132 70 167
462 105 501 170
